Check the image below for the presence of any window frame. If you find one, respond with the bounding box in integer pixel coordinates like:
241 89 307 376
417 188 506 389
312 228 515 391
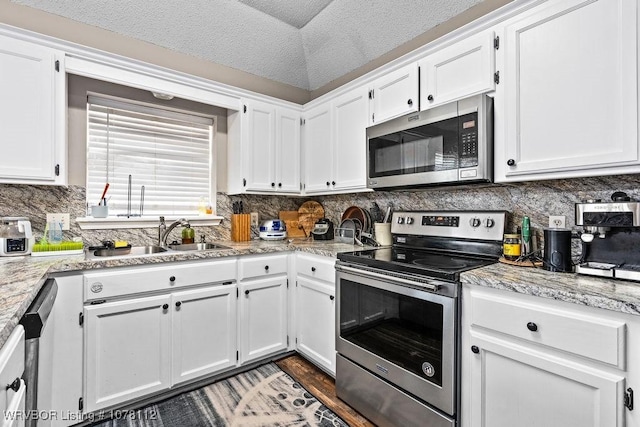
77 92 223 230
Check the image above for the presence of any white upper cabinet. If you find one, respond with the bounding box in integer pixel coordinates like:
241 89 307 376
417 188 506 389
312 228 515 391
276 106 301 193
369 63 419 125
227 100 301 194
0 34 65 185
419 31 496 110
495 0 638 182
333 86 369 192
303 102 334 193
244 100 276 192
303 85 369 194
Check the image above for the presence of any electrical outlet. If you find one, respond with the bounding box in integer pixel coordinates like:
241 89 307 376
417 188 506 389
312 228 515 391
250 212 259 227
46 213 71 231
549 215 566 229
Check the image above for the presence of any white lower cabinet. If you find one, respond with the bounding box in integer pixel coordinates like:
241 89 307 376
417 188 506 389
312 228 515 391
82 260 238 413
84 295 172 413
462 284 632 427
469 330 624 427
294 253 336 375
0 325 26 427
171 286 237 385
238 255 289 364
83 282 237 413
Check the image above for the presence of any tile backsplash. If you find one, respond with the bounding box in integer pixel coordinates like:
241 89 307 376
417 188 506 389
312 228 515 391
1 173 639 248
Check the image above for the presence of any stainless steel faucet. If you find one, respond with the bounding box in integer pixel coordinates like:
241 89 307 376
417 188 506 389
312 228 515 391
158 217 190 247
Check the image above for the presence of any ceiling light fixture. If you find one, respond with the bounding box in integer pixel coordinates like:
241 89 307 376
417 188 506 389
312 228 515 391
151 91 174 100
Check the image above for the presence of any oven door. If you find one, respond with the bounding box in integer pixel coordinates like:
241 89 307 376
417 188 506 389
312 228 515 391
336 264 457 416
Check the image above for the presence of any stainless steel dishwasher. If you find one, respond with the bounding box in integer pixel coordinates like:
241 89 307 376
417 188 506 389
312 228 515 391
20 278 57 427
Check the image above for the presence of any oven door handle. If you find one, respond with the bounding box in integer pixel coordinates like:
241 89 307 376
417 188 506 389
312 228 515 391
336 264 443 293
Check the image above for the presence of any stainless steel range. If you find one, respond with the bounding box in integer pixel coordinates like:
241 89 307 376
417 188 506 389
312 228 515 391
335 210 506 427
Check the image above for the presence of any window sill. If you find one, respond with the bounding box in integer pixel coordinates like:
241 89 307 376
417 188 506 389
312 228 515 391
76 215 224 230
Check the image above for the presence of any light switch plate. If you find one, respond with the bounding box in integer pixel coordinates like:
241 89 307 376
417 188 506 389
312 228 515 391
46 213 71 230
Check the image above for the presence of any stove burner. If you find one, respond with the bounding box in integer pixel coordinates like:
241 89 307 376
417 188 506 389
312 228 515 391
412 254 472 270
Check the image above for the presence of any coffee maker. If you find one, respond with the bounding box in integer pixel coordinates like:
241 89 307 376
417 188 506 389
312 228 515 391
575 192 640 281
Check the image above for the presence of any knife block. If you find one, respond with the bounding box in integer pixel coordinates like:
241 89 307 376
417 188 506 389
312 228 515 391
231 214 251 242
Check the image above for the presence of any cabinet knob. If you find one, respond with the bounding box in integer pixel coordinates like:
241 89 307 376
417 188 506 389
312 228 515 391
332 181 336 186
407 99 413 106
245 290 250 295
471 345 480 354
162 304 169 310
507 159 516 166
278 183 282 187
271 182 275 187
175 301 182 308
6 378 20 392
169 276 176 282
330 295 335 301
311 267 316 272
527 322 538 332
427 94 434 101
265 265 269 271
326 181 330 186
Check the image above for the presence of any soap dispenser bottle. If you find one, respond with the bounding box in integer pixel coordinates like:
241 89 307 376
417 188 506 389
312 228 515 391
182 224 195 244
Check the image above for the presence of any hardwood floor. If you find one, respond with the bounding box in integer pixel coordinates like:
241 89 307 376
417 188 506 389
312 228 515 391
275 354 375 427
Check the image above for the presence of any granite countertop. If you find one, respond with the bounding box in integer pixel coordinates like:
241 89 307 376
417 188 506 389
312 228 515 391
0 239 362 349
4 242 640 350
461 262 640 316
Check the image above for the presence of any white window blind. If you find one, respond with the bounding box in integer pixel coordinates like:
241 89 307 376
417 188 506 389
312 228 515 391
86 95 214 216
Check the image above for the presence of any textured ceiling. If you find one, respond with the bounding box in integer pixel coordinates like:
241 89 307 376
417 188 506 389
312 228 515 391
238 0 334 29
11 0 484 91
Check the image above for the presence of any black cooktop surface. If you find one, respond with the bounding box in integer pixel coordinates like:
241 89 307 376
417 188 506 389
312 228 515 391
337 246 496 281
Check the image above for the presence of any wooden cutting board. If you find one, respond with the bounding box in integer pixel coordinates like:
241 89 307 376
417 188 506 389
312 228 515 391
279 211 306 238
298 201 325 237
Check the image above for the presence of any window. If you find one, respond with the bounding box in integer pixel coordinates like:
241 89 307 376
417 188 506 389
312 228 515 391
86 95 214 217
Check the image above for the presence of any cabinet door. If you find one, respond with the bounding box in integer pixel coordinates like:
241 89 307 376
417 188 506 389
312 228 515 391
303 103 333 193
499 0 638 179
0 35 58 183
469 330 625 427
295 276 336 375
239 276 288 364
244 100 276 191
84 295 172 412
419 31 495 110
333 86 369 192
275 106 301 193
370 63 418 125
171 284 237 385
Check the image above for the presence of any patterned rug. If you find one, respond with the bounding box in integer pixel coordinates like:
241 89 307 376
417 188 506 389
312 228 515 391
92 362 349 427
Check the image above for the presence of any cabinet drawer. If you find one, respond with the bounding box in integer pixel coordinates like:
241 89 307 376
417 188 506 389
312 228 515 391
83 259 237 301
0 325 25 418
470 290 626 368
238 254 288 280
296 253 335 284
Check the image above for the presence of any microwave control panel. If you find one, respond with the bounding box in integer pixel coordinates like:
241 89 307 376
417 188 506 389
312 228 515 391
459 113 479 168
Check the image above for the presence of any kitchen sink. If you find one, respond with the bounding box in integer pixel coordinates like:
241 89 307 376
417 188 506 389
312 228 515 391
89 245 170 258
168 243 231 251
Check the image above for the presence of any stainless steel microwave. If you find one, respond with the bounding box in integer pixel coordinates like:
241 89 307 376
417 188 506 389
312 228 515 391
366 94 493 190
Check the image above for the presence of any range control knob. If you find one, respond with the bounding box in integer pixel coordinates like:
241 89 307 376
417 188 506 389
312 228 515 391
485 218 495 228
397 217 405 224
406 217 414 225
470 217 481 228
